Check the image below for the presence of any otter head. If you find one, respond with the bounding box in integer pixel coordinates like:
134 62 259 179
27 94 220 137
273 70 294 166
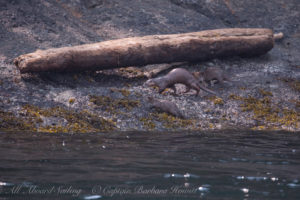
145 79 156 86
192 72 206 86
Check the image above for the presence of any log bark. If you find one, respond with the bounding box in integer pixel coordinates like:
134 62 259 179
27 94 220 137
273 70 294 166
14 28 275 73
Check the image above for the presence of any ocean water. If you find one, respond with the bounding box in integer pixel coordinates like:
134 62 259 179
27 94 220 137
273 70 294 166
0 130 299 200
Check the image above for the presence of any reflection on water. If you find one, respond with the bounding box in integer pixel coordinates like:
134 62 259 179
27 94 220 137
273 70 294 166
0 130 299 199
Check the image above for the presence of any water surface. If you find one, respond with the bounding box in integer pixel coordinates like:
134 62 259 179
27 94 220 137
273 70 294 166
0 130 299 199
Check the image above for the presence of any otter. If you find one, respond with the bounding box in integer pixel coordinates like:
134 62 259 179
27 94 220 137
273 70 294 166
148 97 185 119
145 68 216 96
193 67 230 86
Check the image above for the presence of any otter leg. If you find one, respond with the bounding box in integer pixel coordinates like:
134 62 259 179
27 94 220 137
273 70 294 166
190 83 200 96
217 79 224 86
223 74 232 82
216 74 225 85
158 86 166 94
184 87 190 93
201 80 209 88
149 105 155 109
210 74 225 86
170 85 177 94
223 75 234 86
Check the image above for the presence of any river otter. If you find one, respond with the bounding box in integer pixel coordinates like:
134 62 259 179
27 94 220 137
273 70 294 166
145 68 216 96
148 97 185 119
193 67 230 86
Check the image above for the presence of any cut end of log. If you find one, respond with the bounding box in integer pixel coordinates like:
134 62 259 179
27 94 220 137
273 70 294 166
13 58 18 66
13 56 24 72
274 32 284 41
13 54 35 73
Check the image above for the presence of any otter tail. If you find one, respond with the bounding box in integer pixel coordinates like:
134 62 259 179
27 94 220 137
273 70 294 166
198 83 217 95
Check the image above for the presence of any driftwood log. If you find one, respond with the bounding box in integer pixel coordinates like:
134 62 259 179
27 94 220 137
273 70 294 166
14 28 281 73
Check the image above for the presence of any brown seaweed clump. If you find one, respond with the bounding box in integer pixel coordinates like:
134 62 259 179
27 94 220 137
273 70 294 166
229 93 300 130
140 112 196 130
0 105 115 133
89 95 140 112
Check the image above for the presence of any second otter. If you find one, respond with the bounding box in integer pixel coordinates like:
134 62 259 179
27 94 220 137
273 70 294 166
193 67 231 86
145 68 216 96
148 97 185 119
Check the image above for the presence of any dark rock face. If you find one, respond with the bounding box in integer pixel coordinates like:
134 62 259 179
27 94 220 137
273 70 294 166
0 0 299 132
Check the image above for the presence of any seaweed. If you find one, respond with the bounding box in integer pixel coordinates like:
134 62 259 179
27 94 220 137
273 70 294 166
231 94 299 130
280 78 300 92
89 95 140 112
0 105 115 133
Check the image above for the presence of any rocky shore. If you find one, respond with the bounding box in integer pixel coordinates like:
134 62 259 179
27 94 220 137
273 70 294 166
0 0 299 132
